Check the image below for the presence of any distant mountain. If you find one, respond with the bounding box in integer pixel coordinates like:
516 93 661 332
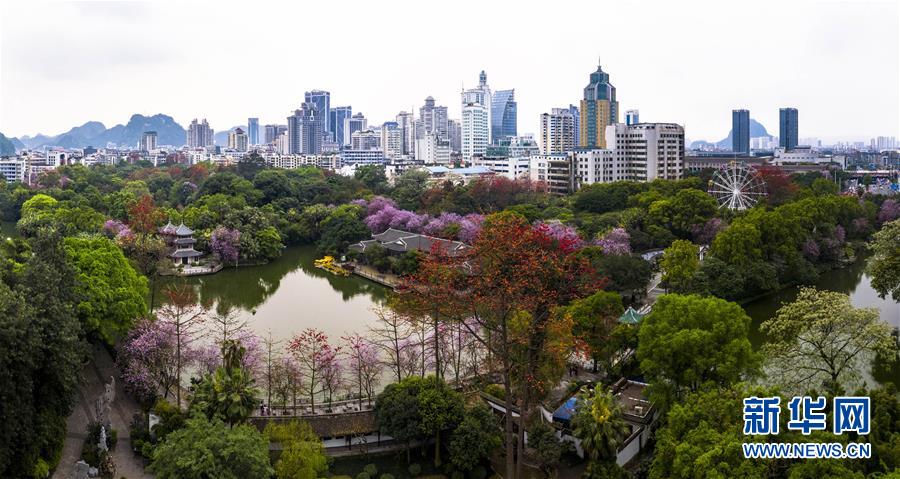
714 119 771 149
19 114 186 149
0 133 17 156
10 137 25 150
214 126 246 146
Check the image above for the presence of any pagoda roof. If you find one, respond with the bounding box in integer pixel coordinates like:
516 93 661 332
174 223 194 236
618 307 645 325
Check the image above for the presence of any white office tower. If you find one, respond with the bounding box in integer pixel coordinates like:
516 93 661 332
351 129 381 151
276 132 290 154
227 128 248 152
343 113 367 146
395 111 416 156
461 71 492 160
381 122 403 160
140 131 157 152
416 133 451 164
540 108 576 154
605 123 684 181
573 149 618 184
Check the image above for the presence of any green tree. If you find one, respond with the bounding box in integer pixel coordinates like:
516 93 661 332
660 239 699 293
637 294 759 407
354 165 389 193
149 415 273 479
374 376 422 462
391 170 430 210
761 287 896 395
64 236 148 343
647 189 717 238
190 340 259 426
448 404 502 472
527 421 564 477
571 386 630 464
577 248 652 303
568 290 623 373
867 219 900 301
264 420 328 479
318 204 369 256
711 221 763 268
649 386 769 479
417 376 464 466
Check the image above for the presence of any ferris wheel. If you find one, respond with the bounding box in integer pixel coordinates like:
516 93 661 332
708 162 768 210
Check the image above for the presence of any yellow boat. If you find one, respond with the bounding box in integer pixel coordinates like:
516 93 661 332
314 256 350 276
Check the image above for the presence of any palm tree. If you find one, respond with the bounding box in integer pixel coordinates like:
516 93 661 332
571 386 631 463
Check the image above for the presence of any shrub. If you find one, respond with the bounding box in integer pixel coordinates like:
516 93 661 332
408 463 422 476
451 471 464 479
356 473 370 479
483 384 505 400
380 474 395 479
363 464 378 476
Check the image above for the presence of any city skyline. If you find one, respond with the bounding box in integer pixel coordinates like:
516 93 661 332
1 0 897 143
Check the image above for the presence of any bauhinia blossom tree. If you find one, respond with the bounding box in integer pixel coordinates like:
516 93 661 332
156 283 208 408
118 318 180 405
210 226 241 266
287 328 341 413
342 334 383 407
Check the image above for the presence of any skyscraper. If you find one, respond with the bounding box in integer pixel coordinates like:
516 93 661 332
732 109 750 153
247 118 259 145
395 111 416 156
140 131 157 151
448 119 462 153
626 110 640 126
540 108 575 154
329 106 352 146
287 103 321 154
381 122 403 160
568 104 580 147
344 113 367 146
304 90 331 140
418 96 449 140
779 108 798 150
186 119 214 148
580 60 618 148
491 89 517 142
462 71 492 159
228 128 248 152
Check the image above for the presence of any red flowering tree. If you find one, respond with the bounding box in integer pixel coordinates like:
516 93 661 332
342 334 383 408
156 283 208 408
287 328 341 413
757 165 799 206
398 212 603 479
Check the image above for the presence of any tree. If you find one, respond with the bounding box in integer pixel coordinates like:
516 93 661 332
354 164 389 193
190 340 259 426
369 305 413 383
637 294 759 407
264 420 328 479
343 334 382 407
568 291 623 373
156 283 208 408
374 376 423 463
757 165 799 206
577 248 652 303
448 404 502 472
660 239 699 293
118 318 179 405
64 236 148 343
527 421 565 477
649 386 769 479
711 221 763 268
211 226 241 265
317 204 369 256
648 189 718 238
417 376 464 466
595 227 631 255
572 386 631 464
148 415 273 479
287 328 338 413
867 219 900 301
761 287 895 395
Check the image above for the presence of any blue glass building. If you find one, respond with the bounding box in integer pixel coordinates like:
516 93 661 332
304 90 331 140
247 118 259 145
732 109 750 153
329 106 352 146
779 108 798 150
491 89 517 143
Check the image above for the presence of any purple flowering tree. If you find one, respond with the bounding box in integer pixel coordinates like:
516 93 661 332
210 226 241 265
878 199 899 224
422 212 463 238
343 334 382 407
595 227 632 255
366 196 397 216
118 319 180 405
458 214 485 243
803 239 820 260
103 219 126 237
690 218 725 245
534 221 585 252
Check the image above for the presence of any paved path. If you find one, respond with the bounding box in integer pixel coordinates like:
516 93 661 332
52 344 153 479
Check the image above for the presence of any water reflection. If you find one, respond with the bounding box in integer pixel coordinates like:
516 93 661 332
162 245 389 343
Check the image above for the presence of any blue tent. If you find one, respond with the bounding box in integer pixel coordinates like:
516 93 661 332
552 396 578 424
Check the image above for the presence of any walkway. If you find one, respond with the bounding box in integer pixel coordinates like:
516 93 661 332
53 344 152 479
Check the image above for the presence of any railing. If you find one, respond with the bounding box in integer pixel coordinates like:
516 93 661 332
253 397 374 418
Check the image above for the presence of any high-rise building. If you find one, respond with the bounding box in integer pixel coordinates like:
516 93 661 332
461 71 492 159
304 90 331 140
287 103 321 154
264 124 287 144
418 96 449 140
395 111 416 156
779 108 798 150
140 131 157 151
186 119 214 148
540 108 576 154
448 119 462 153
491 89 517 143
351 129 381 151
626 110 640 126
568 104 580 147
344 113 367 146
329 106 352 146
732 109 750 153
247 118 259 145
416 133 451 164
228 127 249 152
381 122 403 160
580 60 618 148
606 122 684 181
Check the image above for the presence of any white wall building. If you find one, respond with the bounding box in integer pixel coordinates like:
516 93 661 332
471 156 531 180
351 129 381 151
0 158 26 183
416 133 451 165
573 149 618 185
773 146 823 164
605 123 684 181
461 103 489 160
381 122 404 160
540 108 576 154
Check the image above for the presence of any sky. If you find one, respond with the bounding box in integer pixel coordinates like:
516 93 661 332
1 0 898 143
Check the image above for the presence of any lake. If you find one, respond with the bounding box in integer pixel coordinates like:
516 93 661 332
161 245 390 345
